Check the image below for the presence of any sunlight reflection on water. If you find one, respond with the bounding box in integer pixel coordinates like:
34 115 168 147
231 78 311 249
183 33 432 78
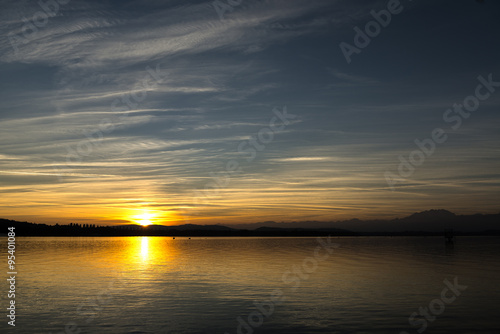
2 236 500 333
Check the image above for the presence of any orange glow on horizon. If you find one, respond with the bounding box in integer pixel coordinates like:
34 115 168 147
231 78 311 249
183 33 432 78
133 211 155 226
128 209 183 226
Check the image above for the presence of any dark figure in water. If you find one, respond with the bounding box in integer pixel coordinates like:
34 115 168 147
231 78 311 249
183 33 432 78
444 229 454 244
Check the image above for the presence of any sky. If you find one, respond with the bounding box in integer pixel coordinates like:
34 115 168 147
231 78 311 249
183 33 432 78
1 0 499 226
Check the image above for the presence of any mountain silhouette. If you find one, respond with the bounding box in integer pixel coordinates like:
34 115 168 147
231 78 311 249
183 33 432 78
1 210 499 236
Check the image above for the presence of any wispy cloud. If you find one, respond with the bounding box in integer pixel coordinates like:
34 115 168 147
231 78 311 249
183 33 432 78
1 0 500 224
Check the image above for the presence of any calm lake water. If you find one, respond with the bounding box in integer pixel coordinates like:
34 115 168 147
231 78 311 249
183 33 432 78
2 236 500 333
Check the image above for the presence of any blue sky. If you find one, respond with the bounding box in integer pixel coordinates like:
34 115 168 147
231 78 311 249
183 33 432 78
1 0 499 225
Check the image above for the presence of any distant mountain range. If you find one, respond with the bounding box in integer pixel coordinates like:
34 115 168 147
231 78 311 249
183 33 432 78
230 209 500 233
1 210 499 236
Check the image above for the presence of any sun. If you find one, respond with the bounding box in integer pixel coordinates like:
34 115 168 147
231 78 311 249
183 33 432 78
134 212 154 226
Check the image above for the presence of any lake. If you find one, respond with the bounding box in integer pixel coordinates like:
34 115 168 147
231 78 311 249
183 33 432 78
2 236 500 333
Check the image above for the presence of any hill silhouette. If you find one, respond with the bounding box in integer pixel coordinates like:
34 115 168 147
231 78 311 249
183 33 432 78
1 210 499 236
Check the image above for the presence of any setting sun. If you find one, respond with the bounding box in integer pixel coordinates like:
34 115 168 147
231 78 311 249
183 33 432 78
134 212 155 226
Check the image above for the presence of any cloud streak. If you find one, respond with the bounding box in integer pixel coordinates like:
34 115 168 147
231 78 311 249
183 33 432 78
1 0 500 225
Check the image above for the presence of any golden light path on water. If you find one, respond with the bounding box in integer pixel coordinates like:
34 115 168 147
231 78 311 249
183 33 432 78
141 237 149 261
8 237 500 333
120 236 178 269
